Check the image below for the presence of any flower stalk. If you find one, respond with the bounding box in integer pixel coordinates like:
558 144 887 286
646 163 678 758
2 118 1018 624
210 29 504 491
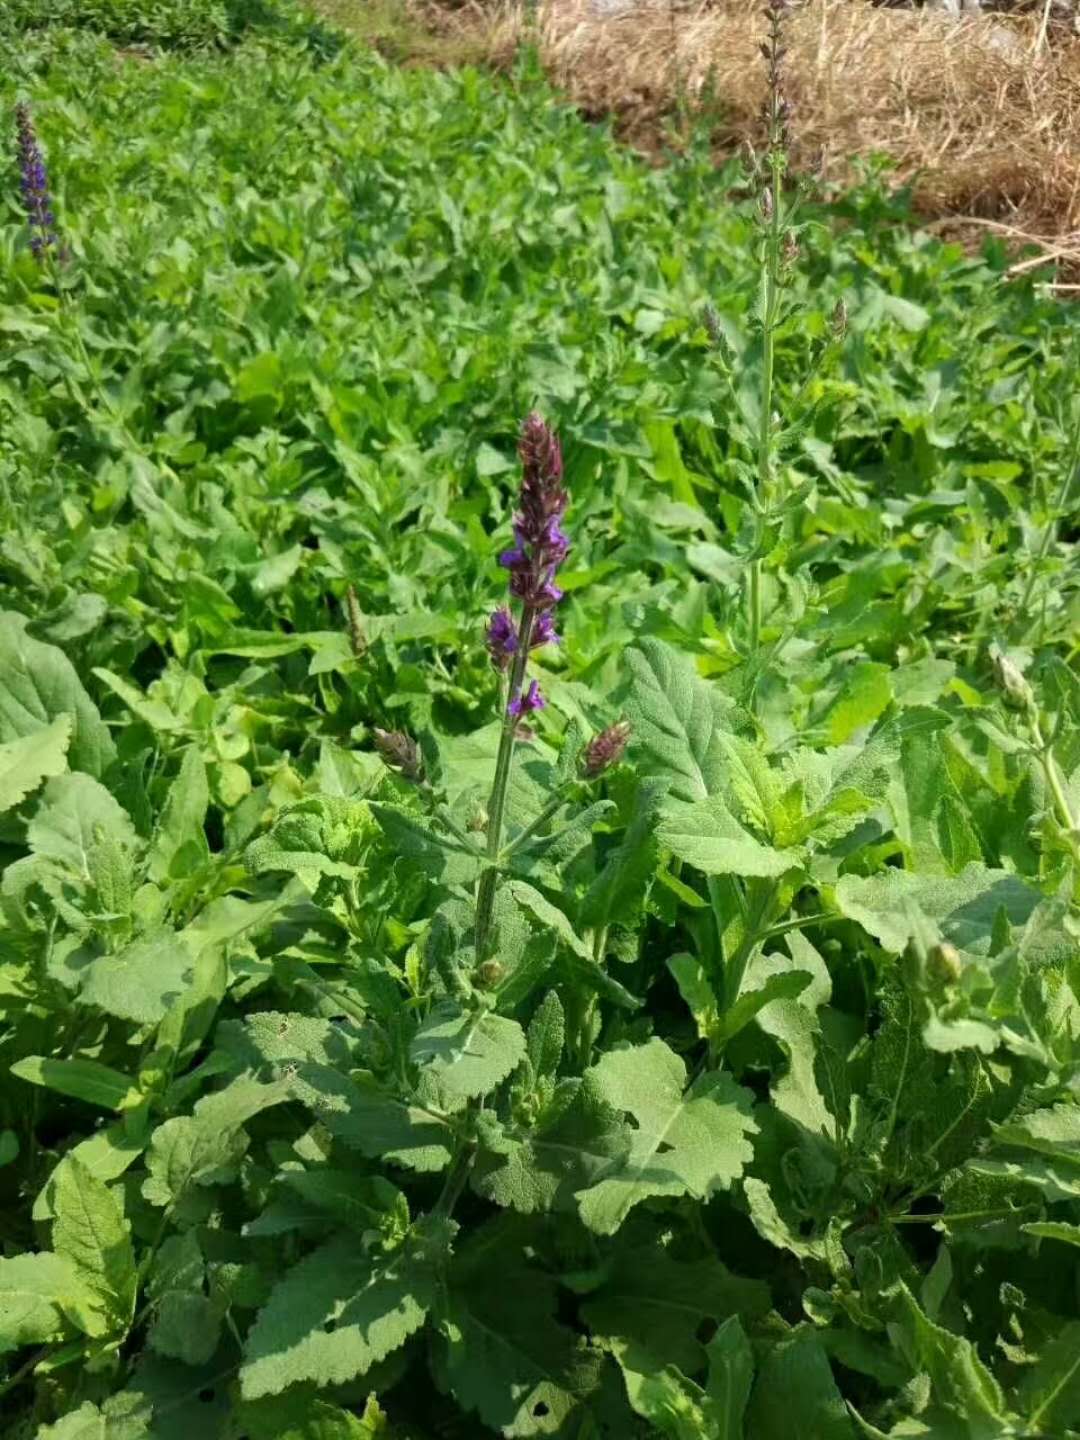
747 0 794 657
475 414 568 961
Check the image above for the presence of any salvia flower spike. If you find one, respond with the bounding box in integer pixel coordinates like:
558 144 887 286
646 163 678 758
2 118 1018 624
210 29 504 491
583 720 631 778
373 728 424 783
14 103 59 261
487 411 569 713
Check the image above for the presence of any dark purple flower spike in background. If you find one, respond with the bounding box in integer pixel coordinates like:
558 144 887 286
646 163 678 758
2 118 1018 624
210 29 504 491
14 103 59 261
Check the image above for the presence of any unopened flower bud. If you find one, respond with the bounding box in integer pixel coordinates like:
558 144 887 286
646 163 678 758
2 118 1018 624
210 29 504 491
783 231 800 267
928 942 962 984
475 959 504 989
583 720 631 779
468 807 489 833
990 649 1034 711
831 298 848 339
761 186 774 222
373 728 424 783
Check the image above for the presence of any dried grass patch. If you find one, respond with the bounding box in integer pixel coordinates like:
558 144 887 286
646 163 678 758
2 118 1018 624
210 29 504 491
407 0 1080 275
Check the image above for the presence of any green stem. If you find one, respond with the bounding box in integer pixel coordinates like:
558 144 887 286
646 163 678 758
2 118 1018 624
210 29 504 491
0 1346 49 1402
747 150 785 659
1018 401 1080 646
1028 705 1080 869
474 606 536 961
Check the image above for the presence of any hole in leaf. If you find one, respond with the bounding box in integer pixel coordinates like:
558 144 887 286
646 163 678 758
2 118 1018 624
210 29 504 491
533 1402 550 1418
695 1316 718 1345
324 1318 337 1333
656 1140 675 1155
198 1389 215 1404
798 1217 815 1238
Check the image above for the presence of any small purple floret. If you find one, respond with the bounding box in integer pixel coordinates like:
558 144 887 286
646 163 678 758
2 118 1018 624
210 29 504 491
530 612 559 649
486 607 518 670
508 680 545 718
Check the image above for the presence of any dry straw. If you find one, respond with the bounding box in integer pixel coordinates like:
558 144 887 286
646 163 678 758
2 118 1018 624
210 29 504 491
419 0 1080 274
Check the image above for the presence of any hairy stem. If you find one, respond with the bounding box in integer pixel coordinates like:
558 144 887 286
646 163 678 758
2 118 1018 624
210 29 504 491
474 605 536 961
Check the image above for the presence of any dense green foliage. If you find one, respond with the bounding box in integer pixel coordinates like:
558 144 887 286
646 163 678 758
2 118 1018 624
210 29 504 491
2 7 1080 1440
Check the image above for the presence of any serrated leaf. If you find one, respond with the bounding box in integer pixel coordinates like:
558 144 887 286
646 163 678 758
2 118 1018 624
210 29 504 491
0 611 114 776
835 864 1042 955
0 1251 84 1354
473 1075 631 1215
143 1077 289 1212
410 1001 526 1100
28 773 138 877
0 716 71 815
34 1394 153 1440
439 1220 594 1436
290 1063 453 1173
576 1038 757 1235
51 1157 136 1340
80 929 194 1025
885 1282 1007 1432
657 795 802 878
241 1230 441 1398
625 639 747 804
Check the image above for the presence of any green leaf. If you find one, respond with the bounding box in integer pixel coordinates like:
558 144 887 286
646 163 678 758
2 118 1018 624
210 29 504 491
657 795 801 878
79 930 194 1026
1017 1320 1080 1433
0 1251 84 1354
510 881 640 1009
0 611 114 776
1023 1220 1080 1249
527 991 565 1078
289 1063 453 1173
579 778 665 930
438 1219 593 1436
473 1076 631 1215
704 1318 755 1440
34 1394 153 1440
51 1156 136 1340
0 715 71 815
241 1227 445 1398
835 863 1042 955
410 1001 526 1101
147 746 209 884
11 1057 139 1111
576 1038 757 1235
744 1329 853 1439
28 773 138 877
885 1282 1007 1432
143 1077 289 1213
625 639 747 804
582 1243 769 1375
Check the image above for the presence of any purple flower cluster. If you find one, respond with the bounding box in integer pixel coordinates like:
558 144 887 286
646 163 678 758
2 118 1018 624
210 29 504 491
486 413 569 719
15 104 58 261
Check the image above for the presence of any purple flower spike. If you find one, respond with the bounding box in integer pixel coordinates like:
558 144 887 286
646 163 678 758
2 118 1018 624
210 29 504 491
14 103 59 261
508 680 545 718
530 612 559 649
486 608 518 670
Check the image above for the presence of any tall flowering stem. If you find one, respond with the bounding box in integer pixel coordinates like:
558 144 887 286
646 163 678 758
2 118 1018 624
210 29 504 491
475 413 568 961
748 0 794 658
15 103 59 261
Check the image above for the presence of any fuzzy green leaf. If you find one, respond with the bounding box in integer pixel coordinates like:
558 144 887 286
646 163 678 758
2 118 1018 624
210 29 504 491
0 715 71 815
576 1038 757 1235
